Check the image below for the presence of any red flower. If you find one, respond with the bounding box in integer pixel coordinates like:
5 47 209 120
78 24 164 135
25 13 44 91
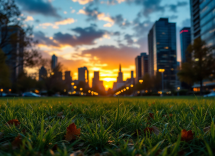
181 129 194 142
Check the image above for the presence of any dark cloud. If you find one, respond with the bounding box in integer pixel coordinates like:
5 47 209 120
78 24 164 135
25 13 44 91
53 25 106 47
82 45 140 68
169 1 188 12
169 15 178 20
112 14 131 28
16 0 60 18
34 31 59 47
124 34 134 45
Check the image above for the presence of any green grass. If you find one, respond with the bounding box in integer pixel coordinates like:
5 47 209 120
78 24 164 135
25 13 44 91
0 96 215 155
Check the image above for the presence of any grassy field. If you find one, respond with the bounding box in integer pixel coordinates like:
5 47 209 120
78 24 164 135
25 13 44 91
0 96 215 156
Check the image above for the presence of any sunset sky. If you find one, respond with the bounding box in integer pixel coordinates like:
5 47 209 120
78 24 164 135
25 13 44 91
17 0 191 89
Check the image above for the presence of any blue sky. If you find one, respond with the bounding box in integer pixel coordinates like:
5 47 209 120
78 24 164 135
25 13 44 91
17 0 191 89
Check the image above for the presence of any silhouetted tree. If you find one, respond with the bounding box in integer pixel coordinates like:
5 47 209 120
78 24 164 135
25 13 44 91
0 0 41 75
178 37 215 95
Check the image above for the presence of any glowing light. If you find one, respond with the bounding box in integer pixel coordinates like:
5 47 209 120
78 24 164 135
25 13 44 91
9 89 11 92
80 88 83 91
74 86 77 89
145 90 148 93
51 72 54 75
126 87 129 90
88 90 91 93
177 87 180 90
159 69 165 73
64 89 66 92
195 58 199 62
180 30 189 34
71 82 75 85
0 89 3 92
35 90 39 94
139 80 143 84
130 84 134 87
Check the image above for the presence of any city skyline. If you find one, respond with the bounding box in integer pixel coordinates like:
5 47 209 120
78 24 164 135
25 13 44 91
15 0 191 89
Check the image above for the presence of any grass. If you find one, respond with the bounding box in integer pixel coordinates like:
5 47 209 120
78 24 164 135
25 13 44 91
0 96 215 155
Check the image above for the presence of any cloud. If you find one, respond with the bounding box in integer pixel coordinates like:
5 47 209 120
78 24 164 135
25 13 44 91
181 18 191 27
16 0 60 18
53 25 106 47
124 34 134 45
168 1 188 12
82 45 140 69
103 23 114 27
39 18 75 29
72 0 93 5
25 16 34 21
34 31 59 47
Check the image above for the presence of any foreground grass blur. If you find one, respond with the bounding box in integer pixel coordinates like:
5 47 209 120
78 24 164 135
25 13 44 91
0 96 215 155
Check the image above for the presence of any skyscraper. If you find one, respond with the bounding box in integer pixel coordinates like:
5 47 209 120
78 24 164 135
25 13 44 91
92 71 105 91
65 71 72 90
190 0 215 47
180 27 191 63
92 71 99 88
1 26 24 83
148 18 177 90
39 66 47 81
117 64 123 83
135 53 149 83
78 66 89 85
51 54 58 69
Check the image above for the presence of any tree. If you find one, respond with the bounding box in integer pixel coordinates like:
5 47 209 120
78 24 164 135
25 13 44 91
178 37 215 95
0 0 41 79
0 49 11 88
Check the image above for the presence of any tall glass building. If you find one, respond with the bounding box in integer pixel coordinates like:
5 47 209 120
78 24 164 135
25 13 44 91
180 27 191 63
148 18 177 90
190 0 215 47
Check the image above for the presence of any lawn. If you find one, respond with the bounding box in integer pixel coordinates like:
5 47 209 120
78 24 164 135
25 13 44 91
0 96 215 156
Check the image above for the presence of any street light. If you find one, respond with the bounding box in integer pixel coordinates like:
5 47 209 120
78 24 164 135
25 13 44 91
126 87 129 90
177 87 180 96
130 84 134 87
88 90 91 93
71 82 75 86
159 69 165 96
74 86 77 89
139 80 143 96
80 88 83 91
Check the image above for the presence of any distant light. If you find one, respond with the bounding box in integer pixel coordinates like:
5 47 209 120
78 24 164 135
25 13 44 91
180 30 189 34
88 90 91 93
195 58 199 62
80 88 83 91
130 84 134 87
9 89 11 92
51 72 54 75
139 80 143 84
74 86 77 89
0 89 3 92
64 89 66 92
126 87 129 90
177 87 180 90
137 91 140 94
71 82 75 85
124 88 126 91
159 69 165 73
164 47 169 49
145 90 148 93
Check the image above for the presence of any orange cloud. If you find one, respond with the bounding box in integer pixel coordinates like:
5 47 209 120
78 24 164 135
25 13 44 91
72 0 93 5
39 18 75 29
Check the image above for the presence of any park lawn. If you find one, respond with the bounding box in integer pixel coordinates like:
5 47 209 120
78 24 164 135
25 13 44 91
0 96 215 155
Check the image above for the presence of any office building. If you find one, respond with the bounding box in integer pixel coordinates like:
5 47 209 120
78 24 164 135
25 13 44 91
1 26 24 83
39 66 47 81
148 18 177 90
92 71 105 91
78 66 89 85
117 64 123 83
51 54 58 69
65 71 72 90
190 0 215 47
180 27 191 63
135 53 149 83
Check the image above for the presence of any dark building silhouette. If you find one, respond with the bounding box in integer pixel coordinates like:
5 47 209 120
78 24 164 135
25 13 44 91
190 0 215 47
135 53 149 83
92 71 105 91
78 66 89 85
148 18 177 90
117 64 123 83
39 66 47 81
55 72 62 81
180 27 191 63
51 54 57 69
1 26 24 83
65 71 72 90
